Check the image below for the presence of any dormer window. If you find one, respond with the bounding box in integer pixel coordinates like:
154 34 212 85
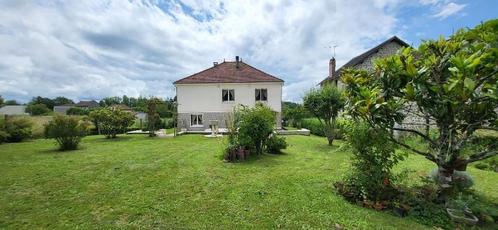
255 89 267 101
222 89 235 102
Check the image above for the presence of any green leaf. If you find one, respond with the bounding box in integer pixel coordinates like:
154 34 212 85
464 78 476 91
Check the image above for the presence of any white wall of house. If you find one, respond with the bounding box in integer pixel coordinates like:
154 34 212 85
176 82 283 113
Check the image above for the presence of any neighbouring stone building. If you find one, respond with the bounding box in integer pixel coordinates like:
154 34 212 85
320 36 428 131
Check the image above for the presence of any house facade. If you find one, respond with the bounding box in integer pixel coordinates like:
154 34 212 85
320 36 429 130
174 57 284 132
320 36 409 88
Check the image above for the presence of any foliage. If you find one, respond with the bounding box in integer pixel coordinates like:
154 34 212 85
301 117 350 139
2 117 32 142
26 103 51 116
0 130 8 144
342 19 498 192
282 101 309 128
265 135 287 154
0 95 3 107
44 115 89 150
30 96 55 110
52 96 74 106
238 103 276 155
66 107 89 116
146 98 161 137
339 122 404 202
89 108 135 138
99 95 175 117
4 100 19 105
303 84 345 145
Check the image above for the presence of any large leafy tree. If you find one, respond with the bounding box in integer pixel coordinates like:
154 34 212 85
342 20 498 189
303 84 345 145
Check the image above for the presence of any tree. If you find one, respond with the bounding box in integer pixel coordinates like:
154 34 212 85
282 101 309 128
342 19 498 192
53 96 74 106
26 103 51 115
30 96 55 110
44 115 89 150
0 95 4 107
89 108 135 138
66 107 89 116
303 84 345 145
5 100 19 105
146 98 161 137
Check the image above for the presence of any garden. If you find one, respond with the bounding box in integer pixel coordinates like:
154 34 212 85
0 18 497 230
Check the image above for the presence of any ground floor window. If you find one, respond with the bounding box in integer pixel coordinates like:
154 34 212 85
190 114 203 126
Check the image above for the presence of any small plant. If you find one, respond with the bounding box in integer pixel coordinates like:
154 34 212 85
237 103 276 155
265 135 287 154
44 115 90 150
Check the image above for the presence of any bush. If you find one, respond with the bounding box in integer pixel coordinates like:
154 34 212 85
66 107 89 115
3 117 32 142
338 122 404 202
301 117 350 139
89 108 135 138
0 130 8 144
26 103 51 115
265 135 287 154
44 115 90 150
238 104 276 155
163 117 175 129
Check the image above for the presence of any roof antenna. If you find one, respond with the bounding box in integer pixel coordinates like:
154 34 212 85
325 44 339 58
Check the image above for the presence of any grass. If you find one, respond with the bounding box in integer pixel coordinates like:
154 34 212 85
0 135 497 229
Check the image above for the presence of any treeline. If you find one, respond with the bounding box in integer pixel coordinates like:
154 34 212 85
0 95 176 118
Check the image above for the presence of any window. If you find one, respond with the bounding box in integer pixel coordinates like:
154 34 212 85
190 114 203 126
222 89 235 102
255 88 268 101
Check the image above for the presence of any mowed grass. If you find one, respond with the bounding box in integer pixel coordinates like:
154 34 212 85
0 135 496 229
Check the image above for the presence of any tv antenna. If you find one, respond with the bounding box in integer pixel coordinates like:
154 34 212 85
325 45 338 58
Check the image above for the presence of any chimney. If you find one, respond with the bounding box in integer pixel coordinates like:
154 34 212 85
235 56 240 68
213 62 218 66
329 57 336 79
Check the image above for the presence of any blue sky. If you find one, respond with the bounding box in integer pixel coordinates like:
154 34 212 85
0 0 496 103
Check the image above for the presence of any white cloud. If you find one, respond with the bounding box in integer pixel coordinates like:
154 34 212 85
433 2 466 19
418 1 466 19
0 0 401 102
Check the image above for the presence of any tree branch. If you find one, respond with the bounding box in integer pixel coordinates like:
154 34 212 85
388 136 436 163
465 149 498 164
390 127 437 146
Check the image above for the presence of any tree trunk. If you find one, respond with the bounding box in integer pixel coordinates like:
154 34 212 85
327 135 334 146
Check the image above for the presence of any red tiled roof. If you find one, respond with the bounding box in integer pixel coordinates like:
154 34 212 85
174 61 284 84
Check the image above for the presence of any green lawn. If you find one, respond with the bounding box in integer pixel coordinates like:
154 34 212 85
0 135 496 229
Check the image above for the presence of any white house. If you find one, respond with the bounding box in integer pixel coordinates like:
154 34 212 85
174 56 284 132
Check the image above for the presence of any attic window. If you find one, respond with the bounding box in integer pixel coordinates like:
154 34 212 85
222 89 235 102
255 89 267 101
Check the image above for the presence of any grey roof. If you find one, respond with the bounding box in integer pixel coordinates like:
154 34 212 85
320 36 409 85
0 105 28 115
76 100 99 108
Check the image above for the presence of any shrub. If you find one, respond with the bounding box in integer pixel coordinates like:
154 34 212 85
265 135 287 154
4 117 32 142
301 117 350 139
238 103 276 155
44 115 89 150
338 122 404 202
26 103 51 115
66 107 89 115
0 130 8 144
89 108 135 138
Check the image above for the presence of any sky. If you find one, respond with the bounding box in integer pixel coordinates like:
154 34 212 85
0 0 497 103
